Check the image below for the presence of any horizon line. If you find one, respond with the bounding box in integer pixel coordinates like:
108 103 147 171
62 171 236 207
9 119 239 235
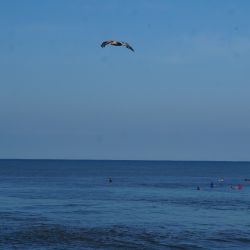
0 158 249 163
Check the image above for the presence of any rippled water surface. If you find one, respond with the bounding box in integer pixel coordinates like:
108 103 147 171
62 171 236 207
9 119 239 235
0 160 250 249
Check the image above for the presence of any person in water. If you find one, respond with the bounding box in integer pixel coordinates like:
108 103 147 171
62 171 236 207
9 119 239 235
108 177 112 183
197 186 201 190
210 182 214 188
244 178 250 183
230 184 243 190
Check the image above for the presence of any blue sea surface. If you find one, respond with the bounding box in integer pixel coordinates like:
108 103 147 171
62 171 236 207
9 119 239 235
0 160 250 249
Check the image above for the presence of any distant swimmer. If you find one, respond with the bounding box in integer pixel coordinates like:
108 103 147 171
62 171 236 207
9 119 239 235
197 186 201 191
230 184 243 190
108 177 112 183
210 182 214 188
101 40 134 52
244 178 250 183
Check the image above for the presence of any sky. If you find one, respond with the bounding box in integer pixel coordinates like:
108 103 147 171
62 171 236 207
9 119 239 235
0 0 250 161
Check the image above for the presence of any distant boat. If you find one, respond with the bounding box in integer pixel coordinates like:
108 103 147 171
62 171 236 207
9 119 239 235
101 40 134 52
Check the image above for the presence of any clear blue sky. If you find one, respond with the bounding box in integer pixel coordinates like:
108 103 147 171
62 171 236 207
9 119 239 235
0 0 250 160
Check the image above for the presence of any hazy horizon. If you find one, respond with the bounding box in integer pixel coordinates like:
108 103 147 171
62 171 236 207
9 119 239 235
1 158 250 163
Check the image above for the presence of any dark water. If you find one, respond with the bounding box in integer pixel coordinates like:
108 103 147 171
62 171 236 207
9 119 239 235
0 160 250 249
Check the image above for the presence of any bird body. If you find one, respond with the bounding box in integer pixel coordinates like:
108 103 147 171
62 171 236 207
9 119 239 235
101 40 134 52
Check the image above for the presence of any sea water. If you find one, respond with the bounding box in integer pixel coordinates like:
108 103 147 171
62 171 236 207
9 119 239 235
0 160 250 249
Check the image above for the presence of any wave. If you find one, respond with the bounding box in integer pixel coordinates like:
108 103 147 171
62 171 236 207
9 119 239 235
0 224 174 250
1 223 250 250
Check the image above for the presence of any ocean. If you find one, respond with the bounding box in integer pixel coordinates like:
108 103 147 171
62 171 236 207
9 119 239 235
0 160 250 250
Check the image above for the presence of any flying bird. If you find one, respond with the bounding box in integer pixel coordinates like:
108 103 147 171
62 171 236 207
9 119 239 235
101 40 134 52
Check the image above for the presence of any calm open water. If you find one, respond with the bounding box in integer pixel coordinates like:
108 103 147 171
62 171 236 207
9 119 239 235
0 160 250 250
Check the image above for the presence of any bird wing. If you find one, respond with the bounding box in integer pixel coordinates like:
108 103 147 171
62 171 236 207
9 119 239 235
122 42 134 52
101 40 113 48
